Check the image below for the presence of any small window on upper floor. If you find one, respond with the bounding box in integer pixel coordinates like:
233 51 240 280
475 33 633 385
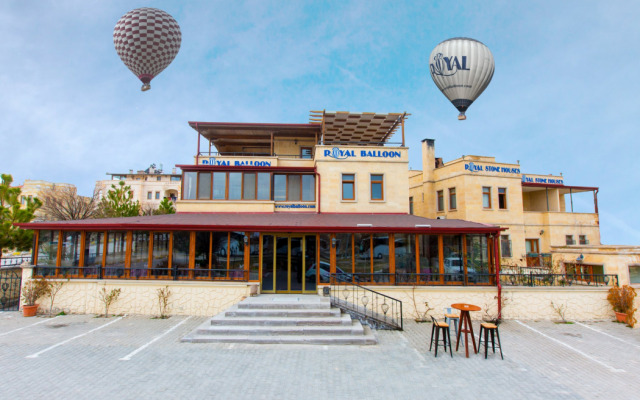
370 174 384 201
500 235 512 257
448 188 457 210
342 174 355 201
300 147 313 159
482 187 492 209
566 235 575 245
579 235 588 245
157 176 162 181
629 265 640 284
155 191 160 200
171 176 181 182
437 190 444 212
147 191 152 200
409 197 414 215
498 188 507 209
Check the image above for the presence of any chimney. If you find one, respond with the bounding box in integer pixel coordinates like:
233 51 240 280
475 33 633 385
421 139 436 184
172 168 176 174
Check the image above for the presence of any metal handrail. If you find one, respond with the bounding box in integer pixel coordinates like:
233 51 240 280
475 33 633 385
329 273 403 330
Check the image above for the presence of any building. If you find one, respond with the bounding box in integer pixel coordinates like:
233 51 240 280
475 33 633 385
17 180 76 221
95 164 181 211
21 112 502 296
409 139 639 285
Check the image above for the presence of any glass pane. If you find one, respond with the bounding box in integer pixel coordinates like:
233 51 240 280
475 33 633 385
275 237 289 291
198 172 211 199
630 266 640 284
194 232 210 278
211 232 228 278
105 231 127 278
213 172 227 200
466 235 489 283
184 172 197 200
151 232 170 278
394 233 416 277
342 182 354 200
335 233 352 281
290 237 303 291
305 236 317 291
172 232 190 278
418 235 439 282
274 175 286 201
261 235 274 291
354 233 371 282
131 231 149 278
228 173 242 200
257 173 270 200
372 233 389 282
83 232 102 277
60 231 81 276
318 234 331 283
249 232 260 280
37 230 58 271
443 235 463 282
288 175 301 201
302 175 315 201
243 173 256 200
229 232 245 280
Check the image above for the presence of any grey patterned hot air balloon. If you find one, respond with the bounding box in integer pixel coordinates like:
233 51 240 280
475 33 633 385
429 38 494 120
113 8 182 91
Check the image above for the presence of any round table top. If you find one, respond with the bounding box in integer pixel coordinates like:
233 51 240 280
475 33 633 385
451 303 481 312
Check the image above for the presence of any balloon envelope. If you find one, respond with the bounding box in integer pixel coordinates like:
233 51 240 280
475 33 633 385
429 38 494 120
113 8 182 91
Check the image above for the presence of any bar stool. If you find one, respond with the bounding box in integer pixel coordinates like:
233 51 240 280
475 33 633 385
444 307 461 343
478 322 503 360
429 316 453 358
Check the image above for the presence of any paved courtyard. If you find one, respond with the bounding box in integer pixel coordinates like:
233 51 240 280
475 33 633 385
1 311 639 399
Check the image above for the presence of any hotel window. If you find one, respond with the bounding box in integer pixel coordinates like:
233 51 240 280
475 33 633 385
274 174 287 201
629 265 640 284
243 173 256 200
370 174 384 201
579 235 588 245
257 173 271 200
437 190 444 211
409 197 414 214
147 191 152 200
448 188 457 210
171 176 180 182
301 175 315 201
228 173 242 200
566 235 576 245
197 172 211 200
482 186 492 209
498 188 507 209
500 235 512 257
155 191 160 199
301 147 313 159
342 174 355 201
183 172 197 200
157 176 162 181
287 175 301 201
212 172 227 199
525 238 539 254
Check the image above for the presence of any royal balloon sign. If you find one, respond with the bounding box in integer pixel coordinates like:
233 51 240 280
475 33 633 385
430 54 470 76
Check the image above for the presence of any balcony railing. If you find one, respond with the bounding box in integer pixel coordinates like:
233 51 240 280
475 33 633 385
33 266 249 282
500 272 618 287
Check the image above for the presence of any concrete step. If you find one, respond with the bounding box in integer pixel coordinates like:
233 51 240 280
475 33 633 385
237 295 331 310
225 308 340 318
183 326 377 345
196 320 365 336
209 313 353 326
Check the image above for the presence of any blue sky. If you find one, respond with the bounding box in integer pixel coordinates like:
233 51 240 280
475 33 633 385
1 1 639 245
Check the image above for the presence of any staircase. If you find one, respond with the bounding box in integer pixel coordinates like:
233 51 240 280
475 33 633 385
182 294 377 345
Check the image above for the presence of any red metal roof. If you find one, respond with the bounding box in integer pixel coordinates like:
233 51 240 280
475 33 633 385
17 213 502 234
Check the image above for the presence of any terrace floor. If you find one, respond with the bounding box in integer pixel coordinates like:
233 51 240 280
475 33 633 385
1 312 639 399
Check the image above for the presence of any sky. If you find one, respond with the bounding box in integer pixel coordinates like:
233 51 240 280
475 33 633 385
1 1 639 245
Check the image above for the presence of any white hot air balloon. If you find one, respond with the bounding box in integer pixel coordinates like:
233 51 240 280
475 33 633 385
429 38 494 120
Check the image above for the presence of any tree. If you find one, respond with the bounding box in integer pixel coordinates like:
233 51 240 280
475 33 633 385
155 198 176 215
38 185 100 221
0 174 42 260
97 181 140 218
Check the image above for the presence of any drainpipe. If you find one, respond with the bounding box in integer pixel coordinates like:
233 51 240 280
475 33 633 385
315 166 321 214
494 233 502 320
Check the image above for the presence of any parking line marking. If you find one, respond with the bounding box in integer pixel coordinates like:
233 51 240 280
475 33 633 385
515 320 624 373
574 322 640 349
0 316 61 337
119 316 192 361
26 316 124 359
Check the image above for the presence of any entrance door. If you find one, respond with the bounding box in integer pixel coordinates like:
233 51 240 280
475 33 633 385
262 234 316 293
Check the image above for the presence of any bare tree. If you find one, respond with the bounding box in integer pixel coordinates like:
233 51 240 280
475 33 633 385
38 185 100 221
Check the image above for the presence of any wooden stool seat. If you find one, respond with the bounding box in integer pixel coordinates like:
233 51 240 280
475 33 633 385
444 313 459 319
434 321 449 328
430 316 453 358
481 322 497 329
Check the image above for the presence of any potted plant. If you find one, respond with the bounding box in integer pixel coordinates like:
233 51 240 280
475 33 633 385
21 278 50 317
607 285 637 327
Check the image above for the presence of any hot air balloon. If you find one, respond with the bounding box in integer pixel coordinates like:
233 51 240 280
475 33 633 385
113 8 182 91
429 38 494 120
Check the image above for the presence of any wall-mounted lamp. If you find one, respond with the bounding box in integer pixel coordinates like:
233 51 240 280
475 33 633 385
576 254 584 263
539 230 544 235
243 236 249 245
294 139 298 145
331 237 337 248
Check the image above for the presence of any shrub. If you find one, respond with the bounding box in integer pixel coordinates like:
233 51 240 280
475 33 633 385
607 285 637 328
21 278 50 306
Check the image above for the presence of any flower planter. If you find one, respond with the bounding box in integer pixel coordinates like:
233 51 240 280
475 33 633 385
22 304 39 317
614 312 628 324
